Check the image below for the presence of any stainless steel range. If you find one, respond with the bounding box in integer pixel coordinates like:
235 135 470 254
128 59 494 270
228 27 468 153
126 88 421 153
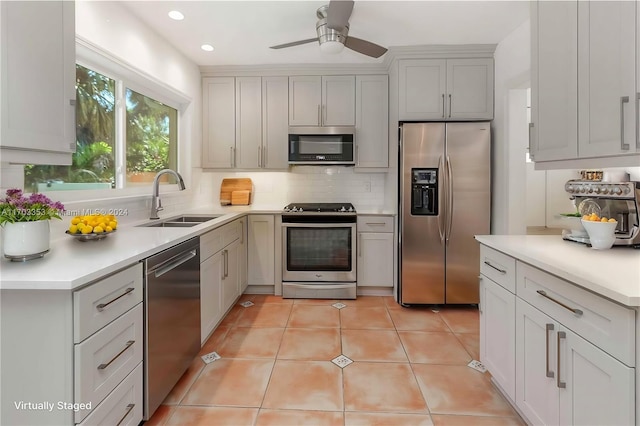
282 203 357 299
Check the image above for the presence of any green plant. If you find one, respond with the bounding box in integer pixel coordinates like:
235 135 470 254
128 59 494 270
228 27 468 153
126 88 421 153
0 189 64 226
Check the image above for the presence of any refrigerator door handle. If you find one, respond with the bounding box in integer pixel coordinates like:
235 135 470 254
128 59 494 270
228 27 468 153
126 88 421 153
445 155 453 244
437 155 446 244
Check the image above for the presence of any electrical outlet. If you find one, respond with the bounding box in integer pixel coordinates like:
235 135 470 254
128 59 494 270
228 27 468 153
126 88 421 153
363 181 371 192
201 351 221 364
331 355 353 368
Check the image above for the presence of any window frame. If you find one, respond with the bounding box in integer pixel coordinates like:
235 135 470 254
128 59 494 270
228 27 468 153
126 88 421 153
37 39 192 202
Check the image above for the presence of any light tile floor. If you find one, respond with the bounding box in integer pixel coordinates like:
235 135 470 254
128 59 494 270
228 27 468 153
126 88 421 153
146 295 525 426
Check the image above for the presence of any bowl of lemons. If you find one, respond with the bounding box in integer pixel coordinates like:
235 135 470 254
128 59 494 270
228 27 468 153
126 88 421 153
581 213 617 250
66 213 118 241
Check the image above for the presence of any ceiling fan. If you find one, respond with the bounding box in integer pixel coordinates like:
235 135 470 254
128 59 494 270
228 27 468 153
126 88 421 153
269 0 388 58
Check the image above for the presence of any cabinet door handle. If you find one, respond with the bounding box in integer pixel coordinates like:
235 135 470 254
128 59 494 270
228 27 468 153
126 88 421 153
528 123 535 160
441 94 445 118
355 144 359 166
263 145 267 168
448 94 452 118
536 290 583 316
258 146 262 167
478 275 483 314
230 147 234 167
98 340 135 370
323 105 326 126
116 403 136 426
483 261 506 274
96 287 135 311
317 104 321 126
545 324 555 378
358 233 362 257
636 93 640 149
221 251 225 279
223 250 228 278
620 96 630 150
240 221 244 244
557 331 566 388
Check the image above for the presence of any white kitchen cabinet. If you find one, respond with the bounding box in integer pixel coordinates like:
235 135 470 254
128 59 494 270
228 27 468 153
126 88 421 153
200 251 223 343
577 1 637 158
479 275 516 402
516 298 634 426
248 215 275 286
238 216 248 293
356 216 394 287
0 0 76 165
289 75 355 126
235 77 262 168
222 239 240 310
261 76 289 169
202 77 235 168
398 58 493 121
1 264 144 426
200 219 244 342
530 0 639 165
529 0 578 162
355 75 388 168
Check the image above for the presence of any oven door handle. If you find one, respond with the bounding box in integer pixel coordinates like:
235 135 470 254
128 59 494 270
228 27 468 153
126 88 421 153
284 283 356 290
282 222 356 228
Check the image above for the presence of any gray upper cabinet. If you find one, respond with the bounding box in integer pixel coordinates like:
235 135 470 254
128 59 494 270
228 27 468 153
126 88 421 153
235 77 262 169
529 0 578 162
203 76 288 169
530 0 639 165
355 75 389 168
202 77 236 168
398 58 494 121
289 75 355 126
261 77 289 169
0 1 76 165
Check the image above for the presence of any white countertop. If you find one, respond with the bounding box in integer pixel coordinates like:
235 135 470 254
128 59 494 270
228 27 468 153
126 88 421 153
0 210 250 290
475 235 640 307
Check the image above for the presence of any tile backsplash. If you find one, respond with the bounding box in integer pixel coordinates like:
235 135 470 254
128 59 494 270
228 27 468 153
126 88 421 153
199 166 386 210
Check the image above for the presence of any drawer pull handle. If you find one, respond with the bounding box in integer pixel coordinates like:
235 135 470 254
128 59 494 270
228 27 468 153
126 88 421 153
365 222 386 226
545 323 555 378
483 261 506 274
536 290 583 316
557 331 566 388
116 403 136 426
96 288 135 311
98 340 135 370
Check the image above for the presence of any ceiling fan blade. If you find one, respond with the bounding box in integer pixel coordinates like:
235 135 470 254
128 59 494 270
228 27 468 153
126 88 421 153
344 36 388 58
270 38 319 49
326 0 354 31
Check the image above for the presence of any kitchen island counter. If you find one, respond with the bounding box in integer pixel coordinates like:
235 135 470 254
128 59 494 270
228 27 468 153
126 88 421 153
475 234 640 307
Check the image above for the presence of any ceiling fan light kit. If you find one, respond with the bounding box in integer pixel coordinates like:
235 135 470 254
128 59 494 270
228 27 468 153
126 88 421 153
269 0 387 59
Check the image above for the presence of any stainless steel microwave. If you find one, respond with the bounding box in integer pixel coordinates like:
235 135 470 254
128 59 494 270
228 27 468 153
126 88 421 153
288 126 355 165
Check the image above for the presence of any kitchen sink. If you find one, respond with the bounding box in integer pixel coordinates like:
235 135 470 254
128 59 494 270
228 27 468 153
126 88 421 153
137 214 223 228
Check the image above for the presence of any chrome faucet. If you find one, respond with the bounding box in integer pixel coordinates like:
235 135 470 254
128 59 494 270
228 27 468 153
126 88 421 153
150 169 186 219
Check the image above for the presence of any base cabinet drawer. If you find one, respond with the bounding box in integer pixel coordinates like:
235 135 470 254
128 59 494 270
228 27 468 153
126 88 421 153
480 245 516 293
74 303 143 423
74 263 143 343
78 363 143 426
516 262 635 366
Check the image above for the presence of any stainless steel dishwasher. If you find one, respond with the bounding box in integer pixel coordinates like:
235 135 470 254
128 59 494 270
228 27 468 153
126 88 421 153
144 237 200 420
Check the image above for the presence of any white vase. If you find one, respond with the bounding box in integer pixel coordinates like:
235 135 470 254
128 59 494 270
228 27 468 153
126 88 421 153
2 220 50 259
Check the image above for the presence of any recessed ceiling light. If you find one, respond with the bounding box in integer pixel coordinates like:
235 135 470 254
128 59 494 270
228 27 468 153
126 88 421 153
201 44 214 52
168 10 184 20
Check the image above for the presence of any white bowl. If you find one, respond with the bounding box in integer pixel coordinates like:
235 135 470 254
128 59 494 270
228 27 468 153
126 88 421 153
581 219 617 250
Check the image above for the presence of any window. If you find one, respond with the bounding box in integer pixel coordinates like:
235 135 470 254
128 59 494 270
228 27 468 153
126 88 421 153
24 64 178 192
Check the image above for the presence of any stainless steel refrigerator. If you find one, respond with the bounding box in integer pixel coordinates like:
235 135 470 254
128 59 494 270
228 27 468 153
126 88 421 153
399 122 491 305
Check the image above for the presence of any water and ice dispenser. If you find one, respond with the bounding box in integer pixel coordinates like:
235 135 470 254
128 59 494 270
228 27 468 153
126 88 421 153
411 169 438 215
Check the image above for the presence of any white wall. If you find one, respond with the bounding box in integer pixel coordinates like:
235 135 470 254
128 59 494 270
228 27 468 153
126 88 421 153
493 20 530 234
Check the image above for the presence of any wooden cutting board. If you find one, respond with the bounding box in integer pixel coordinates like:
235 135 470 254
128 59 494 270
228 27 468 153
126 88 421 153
220 178 252 205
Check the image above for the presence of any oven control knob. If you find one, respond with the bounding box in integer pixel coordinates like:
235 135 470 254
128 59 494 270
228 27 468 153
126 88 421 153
291 206 298 212
601 186 609 195
623 186 631 195
613 187 622 195
587 186 594 194
339 206 347 212
593 186 601 194
348 206 354 212
299 208 304 212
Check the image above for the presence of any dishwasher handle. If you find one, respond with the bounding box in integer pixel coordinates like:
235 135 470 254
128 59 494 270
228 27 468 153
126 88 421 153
149 250 197 278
